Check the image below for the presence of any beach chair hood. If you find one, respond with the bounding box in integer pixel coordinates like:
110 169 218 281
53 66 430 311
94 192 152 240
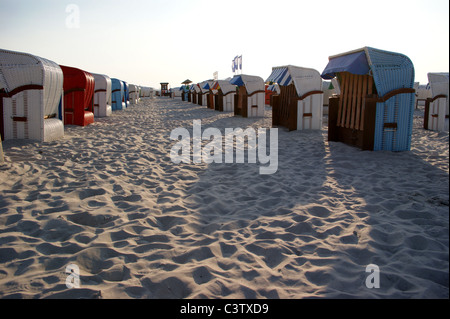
266 65 322 97
212 79 236 95
321 46 415 96
230 74 264 95
0 49 63 120
427 72 449 98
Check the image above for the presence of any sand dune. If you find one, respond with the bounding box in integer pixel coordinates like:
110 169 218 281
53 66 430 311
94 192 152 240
0 98 448 299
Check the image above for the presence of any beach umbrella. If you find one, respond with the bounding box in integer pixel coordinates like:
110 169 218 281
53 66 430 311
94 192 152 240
182 79 192 85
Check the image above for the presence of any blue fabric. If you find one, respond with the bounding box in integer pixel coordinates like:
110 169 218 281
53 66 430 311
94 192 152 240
111 78 124 111
266 67 291 86
122 81 129 108
230 75 245 87
321 50 369 79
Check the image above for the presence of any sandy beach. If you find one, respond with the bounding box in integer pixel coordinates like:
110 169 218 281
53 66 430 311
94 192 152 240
0 98 448 299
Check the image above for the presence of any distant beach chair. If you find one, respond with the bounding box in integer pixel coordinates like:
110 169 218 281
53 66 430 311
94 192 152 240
111 78 125 111
60 65 95 126
211 79 236 112
321 46 415 151
180 85 189 101
122 81 129 109
189 84 198 104
197 80 213 108
265 84 277 106
91 73 112 117
201 80 215 109
266 65 323 130
1 48 64 142
128 84 139 105
194 83 205 106
172 87 183 100
415 83 431 108
424 72 449 131
230 74 265 118
139 86 152 99
266 83 280 107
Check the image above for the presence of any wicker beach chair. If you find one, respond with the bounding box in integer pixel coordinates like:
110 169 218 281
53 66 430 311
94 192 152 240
128 84 139 105
230 74 265 118
424 72 449 131
1 48 64 142
122 81 129 109
111 78 124 111
266 65 323 130
60 65 95 126
211 79 236 112
321 47 416 151
91 73 112 117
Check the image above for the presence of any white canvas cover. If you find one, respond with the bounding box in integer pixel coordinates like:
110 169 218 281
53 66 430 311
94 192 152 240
0 48 64 142
427 72 449 131
92 73 112 117
213 79 236 95
267 65 322 97
237 74 264 95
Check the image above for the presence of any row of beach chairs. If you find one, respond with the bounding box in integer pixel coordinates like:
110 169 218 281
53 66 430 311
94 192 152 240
172 46 448 152
0 48 154 143
1 47 448 152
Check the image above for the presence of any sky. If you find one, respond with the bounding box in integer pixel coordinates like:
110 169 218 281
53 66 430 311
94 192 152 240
1 0 449 89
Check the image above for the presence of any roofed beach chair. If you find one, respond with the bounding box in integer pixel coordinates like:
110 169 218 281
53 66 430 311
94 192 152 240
91 73 112 117
60 65 95 126
424 72 449 131
211 79 236 112
111 78 125 111
321 47 416 151
122 81 129 109
230 74 265 118
190 84 199 104
1 48 64 142
128 84 139 105
266 65 323 130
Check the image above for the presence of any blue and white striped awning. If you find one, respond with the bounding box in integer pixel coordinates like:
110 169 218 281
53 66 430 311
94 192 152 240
265 67 292 86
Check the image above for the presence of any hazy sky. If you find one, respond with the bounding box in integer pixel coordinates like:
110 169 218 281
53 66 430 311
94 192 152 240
1 0 449 89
